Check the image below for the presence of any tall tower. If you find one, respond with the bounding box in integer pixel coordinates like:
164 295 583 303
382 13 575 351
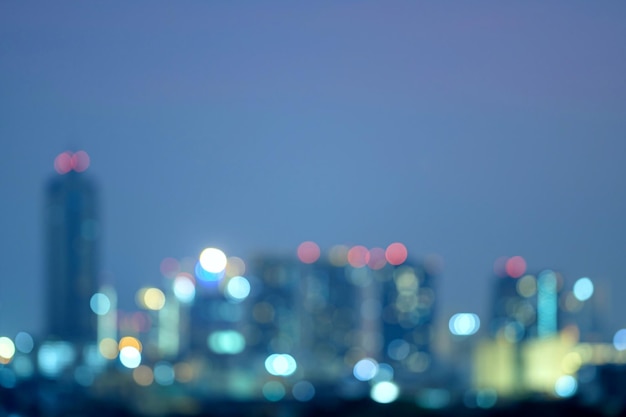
44 150 98 344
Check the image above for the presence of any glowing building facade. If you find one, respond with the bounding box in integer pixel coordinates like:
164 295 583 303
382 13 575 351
45 151 98 344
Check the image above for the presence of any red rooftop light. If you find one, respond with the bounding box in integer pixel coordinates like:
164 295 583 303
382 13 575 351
54 150 90 174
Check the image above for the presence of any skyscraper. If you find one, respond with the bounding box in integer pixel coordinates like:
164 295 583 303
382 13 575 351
44 151 98 344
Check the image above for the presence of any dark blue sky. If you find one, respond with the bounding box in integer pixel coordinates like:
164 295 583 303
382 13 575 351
1 2 625 338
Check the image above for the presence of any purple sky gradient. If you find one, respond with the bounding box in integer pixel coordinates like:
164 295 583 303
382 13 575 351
1 2 625 339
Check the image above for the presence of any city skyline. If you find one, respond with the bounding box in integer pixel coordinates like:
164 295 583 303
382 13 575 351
1 2 625 342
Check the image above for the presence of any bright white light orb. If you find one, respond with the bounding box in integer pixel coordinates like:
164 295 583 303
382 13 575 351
0 337 15 361
370 381 399 404
573 277 594 302
554 375 577 398
225 276 251 302
119 346 141 369
199 248 227 273
449 313 480 336
265 353 297 376
353 358 379 381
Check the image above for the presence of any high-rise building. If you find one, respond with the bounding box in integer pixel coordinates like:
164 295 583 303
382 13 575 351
44 151 98 344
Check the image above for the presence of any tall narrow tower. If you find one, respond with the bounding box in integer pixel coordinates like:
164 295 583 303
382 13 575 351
45 150 98 344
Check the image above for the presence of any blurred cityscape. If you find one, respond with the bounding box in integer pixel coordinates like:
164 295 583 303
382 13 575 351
1 151 625 417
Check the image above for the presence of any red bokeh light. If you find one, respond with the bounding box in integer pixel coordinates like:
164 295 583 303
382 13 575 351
367 247 387 270
71 150 90 172
385 242 408 265
347 245 370 268
54 150 90 174
505 256 527 278
54 152 73 174
297 241 320 264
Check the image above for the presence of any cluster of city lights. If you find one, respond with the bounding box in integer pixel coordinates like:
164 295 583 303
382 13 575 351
297 241 408 269
4 244 626 408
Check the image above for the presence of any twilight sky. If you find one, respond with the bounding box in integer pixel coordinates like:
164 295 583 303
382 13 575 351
1 2 625 339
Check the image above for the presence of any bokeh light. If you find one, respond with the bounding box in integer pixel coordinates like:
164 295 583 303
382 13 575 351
573 277 594 301
14 332 34 354
54 151 73 174
554 375 577 398
208 331 246 355
613 329 626 351
367 247 387 270
225 256 246 277
493 256 508 277
0 337 16 364
195 260 224 282
373 363 394 382
263 381 285 402
119 336 142 353
353 358 378 381
199 248 228 273
516 275 537 298
139 287 166 311
449 313 480 336
133 365 154 386
90 292 111 315
297 241 320 264
119 346 141 369
329 245 349 266
385 243 408 265
225 276 251 302
370 381 399 404
99 338 118 360
173 274 196 303
387 339 410 361
292 381 316 402
153 361 175 386
71 150 90 172
265 354 297 376
348 246 370 268
38 342 75 377
505 256 526 278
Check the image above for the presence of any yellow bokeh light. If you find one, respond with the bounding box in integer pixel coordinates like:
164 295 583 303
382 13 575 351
132 365 154 386
99 337 119 360
143 287 166 310
561 352 583 374
328 245 349 267
119 336 142 353
516 275 537 298
0 336 15 363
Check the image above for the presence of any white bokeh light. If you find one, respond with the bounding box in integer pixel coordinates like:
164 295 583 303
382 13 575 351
265 354 297 376
449 313 480 336
199 248 227 273
225 276 251 302
370 381 399 404
173 275 196 303
353 358 379 381
119 346 142 369
573 277 594 302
